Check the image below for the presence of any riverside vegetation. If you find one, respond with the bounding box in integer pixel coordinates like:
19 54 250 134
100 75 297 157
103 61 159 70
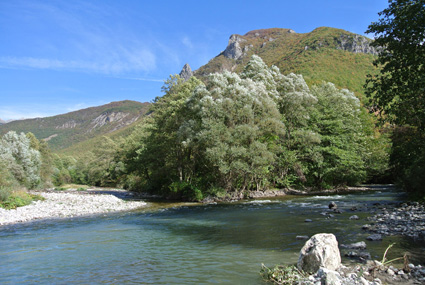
1 0 424 205
0 55 389 207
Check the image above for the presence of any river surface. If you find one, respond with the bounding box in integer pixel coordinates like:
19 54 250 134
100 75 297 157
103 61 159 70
1 186 424 284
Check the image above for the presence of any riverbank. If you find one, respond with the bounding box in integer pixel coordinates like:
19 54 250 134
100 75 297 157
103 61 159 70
0 189 147 226
365 201 425 240
201 185 387 203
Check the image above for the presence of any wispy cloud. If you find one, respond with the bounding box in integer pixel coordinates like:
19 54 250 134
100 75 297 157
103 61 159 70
0 49 156 74
182 36 194 49
0 1 158 74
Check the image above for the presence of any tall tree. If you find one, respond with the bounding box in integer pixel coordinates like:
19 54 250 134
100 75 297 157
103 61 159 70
366 0 425 129
366 0 425 194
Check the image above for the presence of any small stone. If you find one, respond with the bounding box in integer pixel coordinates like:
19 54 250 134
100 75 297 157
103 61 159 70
305 219 313 222
349 215 360 220
296 235 309 240
359 276 369 285
387 268 395 276
367 234 382 241
329 202 338 209
362 224 371 230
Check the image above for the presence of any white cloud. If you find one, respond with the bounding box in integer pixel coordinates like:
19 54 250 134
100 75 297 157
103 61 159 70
182 36 194 49
0 47 156 74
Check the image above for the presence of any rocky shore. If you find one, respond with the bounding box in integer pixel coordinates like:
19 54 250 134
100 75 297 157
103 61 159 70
0 189 147 226
365 202 425 240
264 233 425 284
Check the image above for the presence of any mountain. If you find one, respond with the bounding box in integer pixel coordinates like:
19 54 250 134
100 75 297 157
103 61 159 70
0 119 6 125
0 100 150 151
195 27 378 100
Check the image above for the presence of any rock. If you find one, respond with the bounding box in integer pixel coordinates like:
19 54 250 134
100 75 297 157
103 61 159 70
386 268 395 276
305 219 313 222
338 34 380 55
223 34 247 60
351 206 358 211
296 235 309 240
367 234 382 241
341 241 367 249
316 268 342 285
349 215 359 220
329 202 338 209
297 233 341 273
179 63 193 81
362 224 371 230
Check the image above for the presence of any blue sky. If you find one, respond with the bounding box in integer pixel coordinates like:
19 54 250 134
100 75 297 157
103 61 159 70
0 0 389 121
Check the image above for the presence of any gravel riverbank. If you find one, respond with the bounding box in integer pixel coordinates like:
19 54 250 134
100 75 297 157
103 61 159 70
365 202 425 240
0 189 147 226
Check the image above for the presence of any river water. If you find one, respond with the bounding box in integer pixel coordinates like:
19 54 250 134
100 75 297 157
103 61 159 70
1 187 424 284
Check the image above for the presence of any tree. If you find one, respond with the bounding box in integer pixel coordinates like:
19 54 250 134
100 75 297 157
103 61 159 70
307 83 367 188
366 0 425 194
0 131 42 188
188 70 285 191
366 0 425 129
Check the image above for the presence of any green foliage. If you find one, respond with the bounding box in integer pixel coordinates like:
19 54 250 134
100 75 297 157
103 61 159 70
260 263 306 284
196 27 378 101
366 0 425 129
0 131 42 189
120 56 388 198
365 0 425 195
0 190 44 210
168 181 203 201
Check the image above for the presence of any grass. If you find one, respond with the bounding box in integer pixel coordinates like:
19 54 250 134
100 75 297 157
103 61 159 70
54 184 90 191
0 189 45 210
260 264 307 284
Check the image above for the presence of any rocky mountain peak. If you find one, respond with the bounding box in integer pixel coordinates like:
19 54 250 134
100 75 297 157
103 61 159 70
179 63 193 81
223 34 248 60
337 34 379 55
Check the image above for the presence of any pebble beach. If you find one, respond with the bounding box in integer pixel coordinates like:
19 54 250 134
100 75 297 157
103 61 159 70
0 189 147 226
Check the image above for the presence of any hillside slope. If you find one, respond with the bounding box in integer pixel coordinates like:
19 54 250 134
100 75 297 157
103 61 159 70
0 100 150 151
195 27 378 100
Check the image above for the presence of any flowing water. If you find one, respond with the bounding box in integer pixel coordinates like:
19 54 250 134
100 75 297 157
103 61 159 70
1 187 424 284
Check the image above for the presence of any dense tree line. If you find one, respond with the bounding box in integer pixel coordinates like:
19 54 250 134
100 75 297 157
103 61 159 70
0 55 391 203
117 56 389 200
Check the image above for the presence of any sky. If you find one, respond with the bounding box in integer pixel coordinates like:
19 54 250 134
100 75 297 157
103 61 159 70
0 0 389 121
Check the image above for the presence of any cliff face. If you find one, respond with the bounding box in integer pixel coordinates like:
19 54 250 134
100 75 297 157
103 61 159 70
337 34 379 55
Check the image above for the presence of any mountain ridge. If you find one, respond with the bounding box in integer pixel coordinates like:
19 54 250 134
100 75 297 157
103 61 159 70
194 26 378 100
0 100 151 151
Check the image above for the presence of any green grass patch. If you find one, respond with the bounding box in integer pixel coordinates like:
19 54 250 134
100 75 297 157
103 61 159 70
0 190 44 210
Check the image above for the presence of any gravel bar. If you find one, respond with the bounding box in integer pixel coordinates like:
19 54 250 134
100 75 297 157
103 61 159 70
0 190 147 226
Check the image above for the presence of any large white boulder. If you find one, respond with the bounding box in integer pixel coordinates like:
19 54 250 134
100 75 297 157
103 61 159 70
297 233 341 274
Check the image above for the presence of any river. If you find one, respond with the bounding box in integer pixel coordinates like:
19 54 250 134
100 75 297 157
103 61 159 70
1 186 424 284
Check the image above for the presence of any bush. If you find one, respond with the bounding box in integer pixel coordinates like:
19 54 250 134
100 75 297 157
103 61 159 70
0 190 43 210
168 181 203 201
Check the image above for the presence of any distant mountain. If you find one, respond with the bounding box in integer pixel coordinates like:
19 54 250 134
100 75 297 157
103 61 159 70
0 100 150 151
0 119 6 125
195 27 378 100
